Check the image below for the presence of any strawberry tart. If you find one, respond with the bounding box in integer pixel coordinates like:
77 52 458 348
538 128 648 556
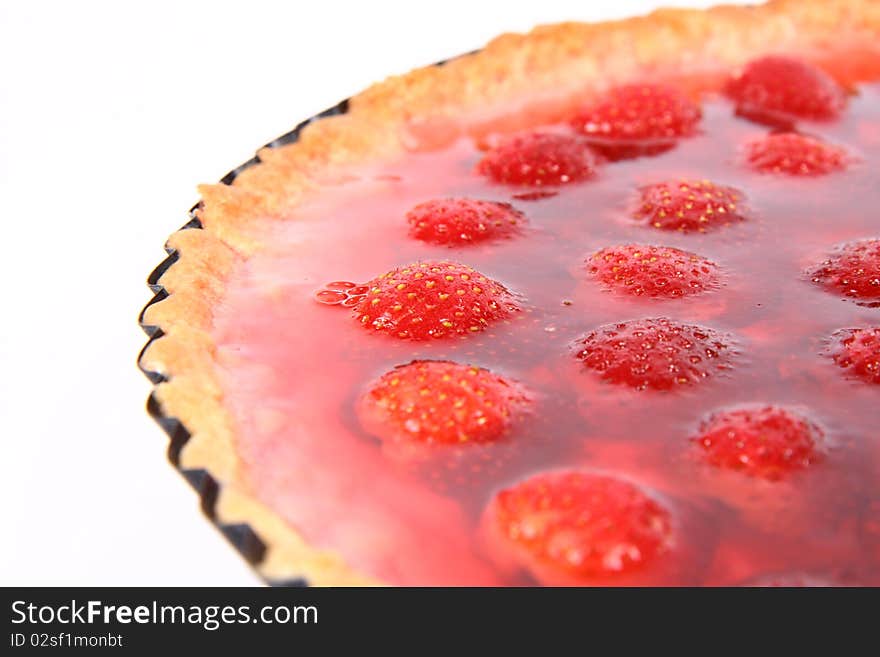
140 0 880 586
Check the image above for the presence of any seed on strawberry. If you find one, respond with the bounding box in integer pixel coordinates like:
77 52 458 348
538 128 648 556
487 471 673 580
807 238 880 303
744 132 849 176
405 198 525 246
826 327 880 385
633 179 748 233
588 244 721 299
571 83 701 160
354 261 519 340
358 360 531 447
692 405 824 480
725 55 847 126
476 132 600 187
573 317 737 391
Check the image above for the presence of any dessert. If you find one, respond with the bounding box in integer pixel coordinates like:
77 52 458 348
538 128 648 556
140 0 880 586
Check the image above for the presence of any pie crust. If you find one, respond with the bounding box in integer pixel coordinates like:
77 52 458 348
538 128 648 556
139 0 880 585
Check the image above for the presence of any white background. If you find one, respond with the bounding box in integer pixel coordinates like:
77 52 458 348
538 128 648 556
0 0 725 585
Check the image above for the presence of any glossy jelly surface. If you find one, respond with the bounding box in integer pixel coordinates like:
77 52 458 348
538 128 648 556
211 77 880 586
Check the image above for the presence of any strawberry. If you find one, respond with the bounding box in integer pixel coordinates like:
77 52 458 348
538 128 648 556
405 198 525 246
725 55 847 126
807 238 880 303
358 360 531 447
693 405 824 480
571 83 701 160
476 132 600 187
488 471 673 580
633 179 747 233
573 317 736 391
354 261 519 340
827 327 880 385
588 244 721 299
744 132 849 176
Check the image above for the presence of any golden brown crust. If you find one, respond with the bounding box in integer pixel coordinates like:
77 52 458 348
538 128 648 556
140 0 880 586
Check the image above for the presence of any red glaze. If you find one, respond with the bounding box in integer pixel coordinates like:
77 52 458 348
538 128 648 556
210 74 880 585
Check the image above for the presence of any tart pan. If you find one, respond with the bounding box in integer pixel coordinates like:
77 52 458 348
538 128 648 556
135 59 472 584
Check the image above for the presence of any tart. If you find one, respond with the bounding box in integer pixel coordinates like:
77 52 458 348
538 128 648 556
139 0 880 586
